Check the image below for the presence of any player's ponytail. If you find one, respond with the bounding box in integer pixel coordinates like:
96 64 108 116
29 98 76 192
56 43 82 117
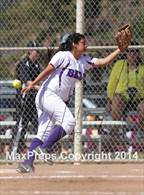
58 33 71 52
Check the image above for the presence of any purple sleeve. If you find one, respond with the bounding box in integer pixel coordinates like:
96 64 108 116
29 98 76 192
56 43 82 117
81 54 98 70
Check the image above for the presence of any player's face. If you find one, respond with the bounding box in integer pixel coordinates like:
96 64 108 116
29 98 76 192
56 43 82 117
76 38 87 54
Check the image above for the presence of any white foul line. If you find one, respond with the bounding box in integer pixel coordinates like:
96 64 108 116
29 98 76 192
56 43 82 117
0 174 144 180
0 191 144 195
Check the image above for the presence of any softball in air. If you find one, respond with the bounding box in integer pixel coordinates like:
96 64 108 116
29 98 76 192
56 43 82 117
12 79 22 89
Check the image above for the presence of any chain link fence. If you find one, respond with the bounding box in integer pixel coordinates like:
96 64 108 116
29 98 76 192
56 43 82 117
0 0 144 163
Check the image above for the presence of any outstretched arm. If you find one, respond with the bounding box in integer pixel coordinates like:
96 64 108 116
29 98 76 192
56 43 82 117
93 48 121 68
93 24 132 68
21 63 55 93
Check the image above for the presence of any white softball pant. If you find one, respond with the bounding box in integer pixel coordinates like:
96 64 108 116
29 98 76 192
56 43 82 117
35 88 75 142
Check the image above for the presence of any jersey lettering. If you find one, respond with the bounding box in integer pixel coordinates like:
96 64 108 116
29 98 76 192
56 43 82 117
67 69 82 80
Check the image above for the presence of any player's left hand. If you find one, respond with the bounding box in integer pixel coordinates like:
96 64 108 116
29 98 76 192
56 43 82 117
115 24 132 52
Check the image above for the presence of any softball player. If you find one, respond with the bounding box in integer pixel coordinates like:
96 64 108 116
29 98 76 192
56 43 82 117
16 33 122 173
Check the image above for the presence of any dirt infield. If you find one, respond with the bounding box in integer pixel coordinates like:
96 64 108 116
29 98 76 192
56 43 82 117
0 163 143 195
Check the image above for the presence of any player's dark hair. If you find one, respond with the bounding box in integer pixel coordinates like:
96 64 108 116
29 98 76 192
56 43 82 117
64 33 85 51
56 33 85 52
57 43 67 51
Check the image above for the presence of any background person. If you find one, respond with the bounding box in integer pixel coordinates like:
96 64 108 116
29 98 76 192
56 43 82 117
107 45 144 122
12 41 41 154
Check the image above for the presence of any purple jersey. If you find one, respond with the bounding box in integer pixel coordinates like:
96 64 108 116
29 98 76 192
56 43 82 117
41 51 98 102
